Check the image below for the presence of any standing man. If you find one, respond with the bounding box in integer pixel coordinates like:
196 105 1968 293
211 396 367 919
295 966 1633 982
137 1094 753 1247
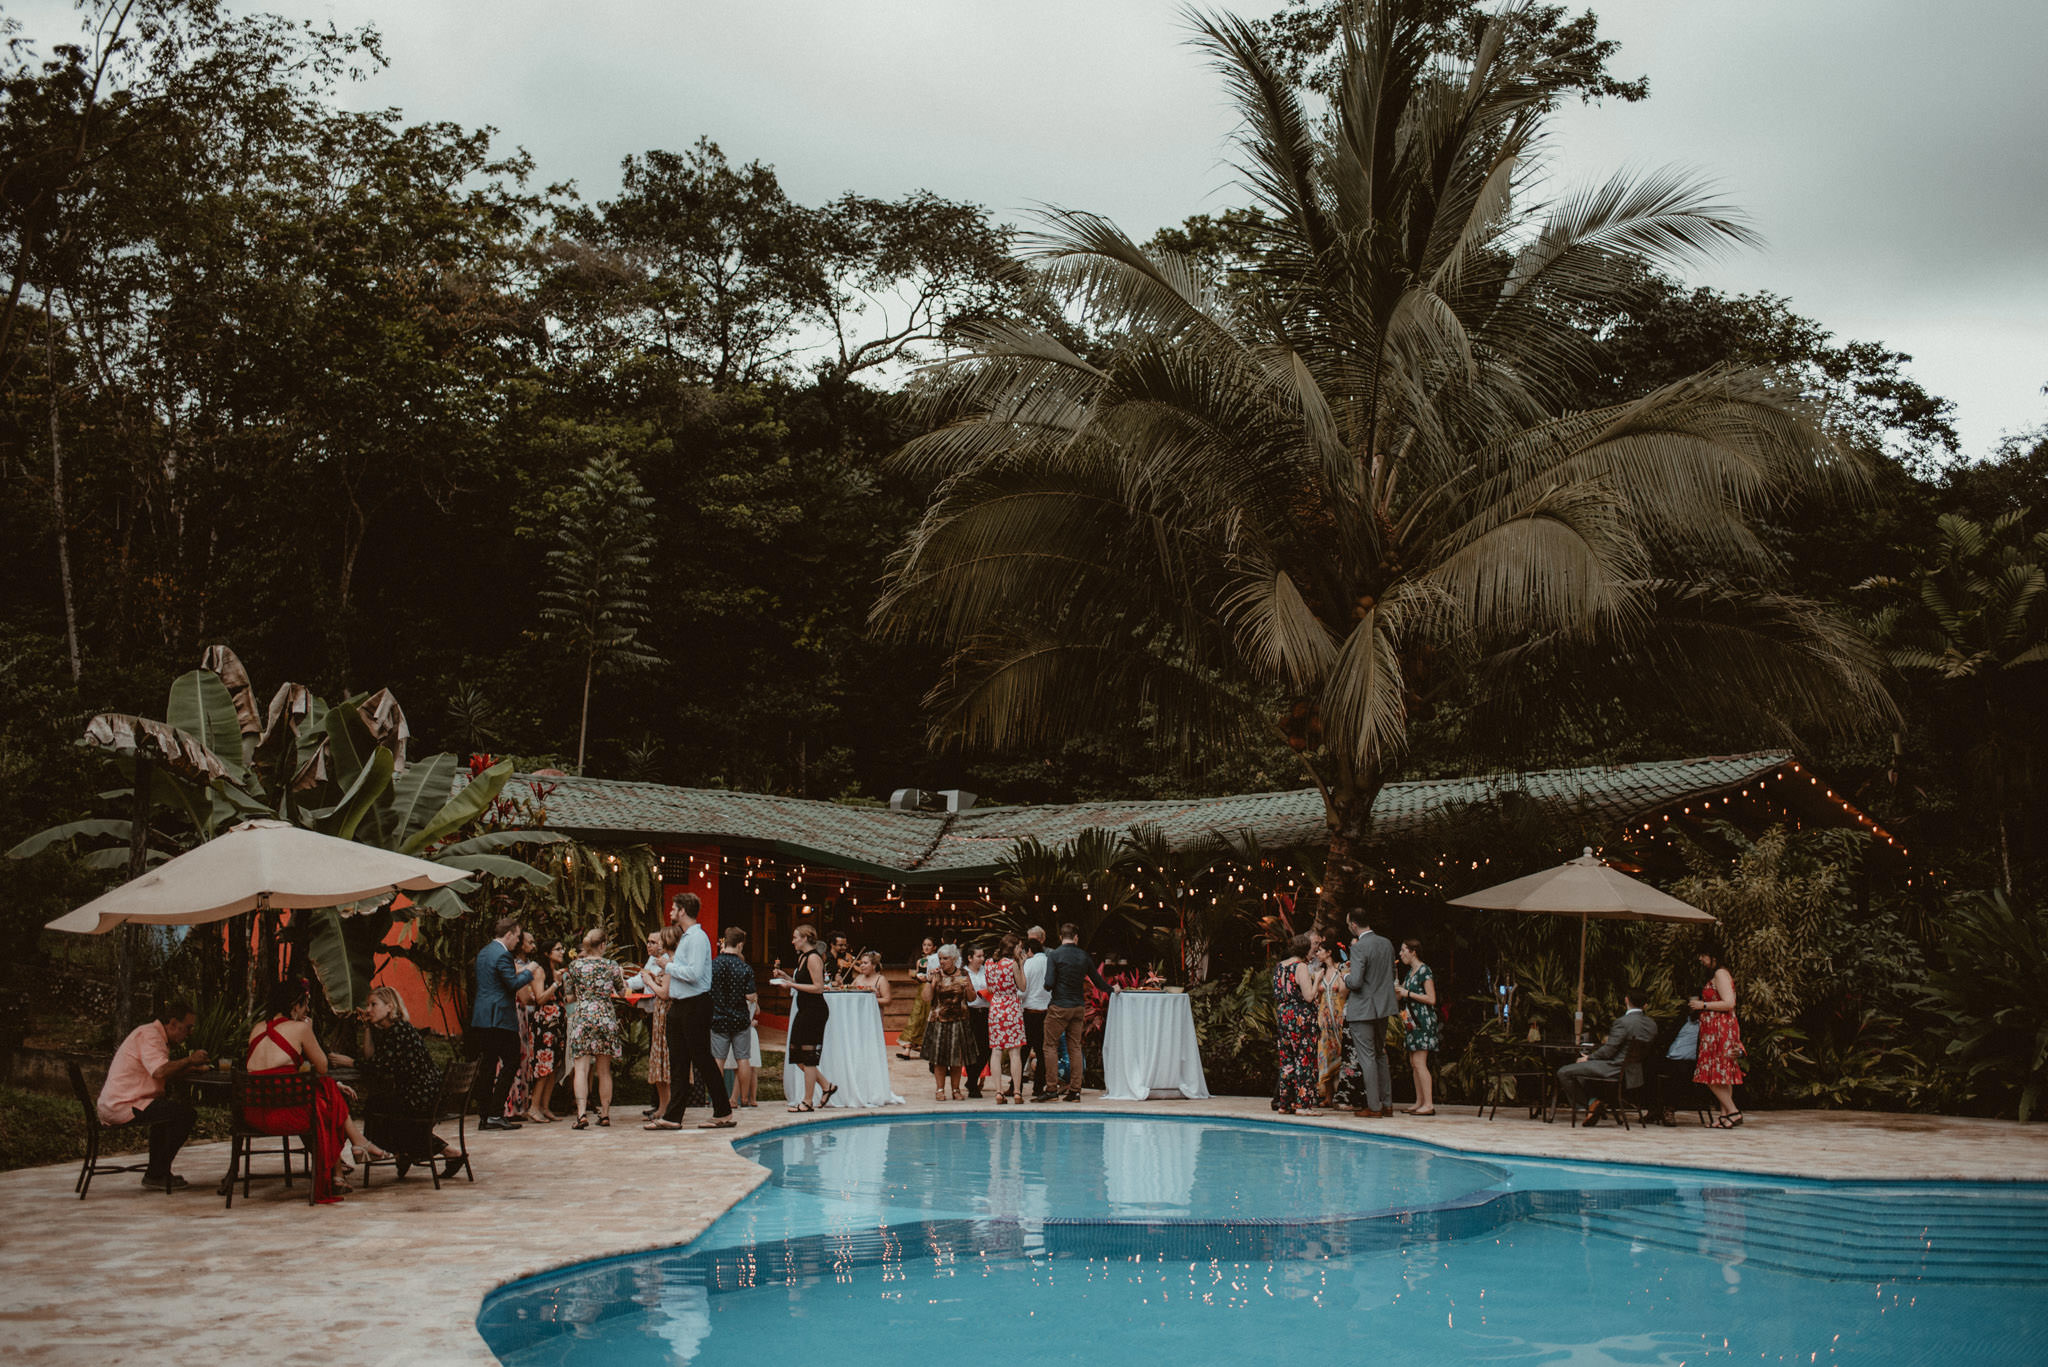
1032 923 1116 1103
98 1000 208 1190
648 893 735 1130
1343 907 1396 1118
473 911 533 1132
1020 926 1051 1099
827 933 859 986
710 926 760 1108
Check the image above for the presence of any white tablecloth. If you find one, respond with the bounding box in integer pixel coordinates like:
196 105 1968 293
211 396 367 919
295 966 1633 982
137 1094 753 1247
1101 991 1211 1100
782 990 904 1108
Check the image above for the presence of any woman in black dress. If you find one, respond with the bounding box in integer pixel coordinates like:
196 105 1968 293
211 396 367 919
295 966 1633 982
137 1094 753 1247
355 986 463 1177
778 924 836 1112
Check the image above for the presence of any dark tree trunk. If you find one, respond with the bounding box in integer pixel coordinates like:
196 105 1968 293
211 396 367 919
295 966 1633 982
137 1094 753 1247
1319 763 1387 924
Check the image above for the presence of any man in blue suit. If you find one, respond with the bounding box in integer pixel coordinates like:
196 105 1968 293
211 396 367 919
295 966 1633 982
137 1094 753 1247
472 911 533 1131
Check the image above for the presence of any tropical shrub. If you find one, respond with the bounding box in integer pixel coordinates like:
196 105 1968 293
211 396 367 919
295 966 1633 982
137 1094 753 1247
1922 891 2048 1120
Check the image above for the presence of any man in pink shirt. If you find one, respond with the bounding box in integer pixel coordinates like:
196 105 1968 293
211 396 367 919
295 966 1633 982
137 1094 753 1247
98 1001 208 1190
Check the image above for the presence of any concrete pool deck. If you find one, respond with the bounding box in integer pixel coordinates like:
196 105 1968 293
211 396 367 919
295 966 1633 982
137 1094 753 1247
7 1055 2046 1367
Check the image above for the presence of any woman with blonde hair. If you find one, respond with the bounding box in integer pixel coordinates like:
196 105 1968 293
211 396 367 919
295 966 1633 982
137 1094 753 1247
356 986 464 1178
561 927 628 1128
774 924 836 1111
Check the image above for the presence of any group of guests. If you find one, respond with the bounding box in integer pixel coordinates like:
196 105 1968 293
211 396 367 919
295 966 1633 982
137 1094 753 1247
894 923 1114 1102
1554 944 1747 1128
1272 908 1439 1118
469 896 756 1135
96 976 468 1200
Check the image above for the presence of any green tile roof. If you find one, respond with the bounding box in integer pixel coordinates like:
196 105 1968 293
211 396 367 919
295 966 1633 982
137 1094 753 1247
510 751 1793 883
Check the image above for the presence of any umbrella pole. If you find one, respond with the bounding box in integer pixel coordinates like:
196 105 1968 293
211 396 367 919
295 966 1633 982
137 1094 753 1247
1573 915 1588 1044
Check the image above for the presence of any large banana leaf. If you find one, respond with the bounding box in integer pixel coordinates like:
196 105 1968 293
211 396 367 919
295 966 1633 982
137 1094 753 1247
317 699 381 800
403 759 514 855
360 752 455 851
318 747 395 840
432 828 569 858
409 884 475 920
165 669 249 783
306 907 391 1014
437 852 553 884
5 818 136 859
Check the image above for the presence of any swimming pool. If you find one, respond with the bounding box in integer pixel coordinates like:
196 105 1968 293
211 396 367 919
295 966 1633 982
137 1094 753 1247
478 1115 2048 1366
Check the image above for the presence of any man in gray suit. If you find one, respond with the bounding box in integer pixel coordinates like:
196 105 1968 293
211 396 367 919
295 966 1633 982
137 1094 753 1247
1556 988 1660 1125
1343 907 1396 1117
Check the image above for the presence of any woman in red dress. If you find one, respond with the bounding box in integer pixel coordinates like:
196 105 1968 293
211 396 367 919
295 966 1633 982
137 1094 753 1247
1689 944 1746 1128
242 977 380 1202
984 934 1027 1103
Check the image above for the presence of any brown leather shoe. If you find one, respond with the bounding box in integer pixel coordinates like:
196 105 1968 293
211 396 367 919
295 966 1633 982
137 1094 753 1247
1378 1108 1396 1118
1351 1108 1376 1118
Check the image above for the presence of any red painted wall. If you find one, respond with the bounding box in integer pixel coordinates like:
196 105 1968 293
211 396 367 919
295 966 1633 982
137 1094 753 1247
661 842 720 941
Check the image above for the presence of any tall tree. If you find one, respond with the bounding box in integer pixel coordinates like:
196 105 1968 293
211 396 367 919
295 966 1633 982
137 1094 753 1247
874 0 1892 916
539 452 662 773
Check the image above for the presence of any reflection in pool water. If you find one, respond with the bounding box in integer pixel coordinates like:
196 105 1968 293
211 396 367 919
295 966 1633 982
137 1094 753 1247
478 1115 2048 1367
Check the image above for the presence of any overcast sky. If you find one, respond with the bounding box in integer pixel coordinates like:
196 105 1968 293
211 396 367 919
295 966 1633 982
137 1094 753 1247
19 0 2048 455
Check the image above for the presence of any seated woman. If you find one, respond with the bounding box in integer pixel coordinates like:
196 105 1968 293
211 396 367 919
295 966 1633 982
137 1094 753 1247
242 977 383 1202
354 986 464 1178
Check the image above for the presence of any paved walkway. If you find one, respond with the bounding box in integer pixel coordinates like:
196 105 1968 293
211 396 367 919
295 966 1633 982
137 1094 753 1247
7 1049 2046 1366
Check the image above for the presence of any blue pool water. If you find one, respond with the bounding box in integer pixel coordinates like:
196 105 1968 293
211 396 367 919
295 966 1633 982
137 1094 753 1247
478 1115 2048 1366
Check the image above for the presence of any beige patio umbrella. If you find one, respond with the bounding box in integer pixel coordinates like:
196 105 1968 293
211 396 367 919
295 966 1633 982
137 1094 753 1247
1446 847 1716 1042
45 819 468 934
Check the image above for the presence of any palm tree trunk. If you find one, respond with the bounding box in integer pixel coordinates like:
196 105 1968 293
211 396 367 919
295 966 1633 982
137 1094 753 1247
1321 765 1386 922
575 650 595 775
46 322 81 683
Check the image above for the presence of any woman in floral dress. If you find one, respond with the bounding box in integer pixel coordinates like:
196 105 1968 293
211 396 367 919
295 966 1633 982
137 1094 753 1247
562 928 628 1129
504 932 538 1121
1690 944 1746 1127
524 941 565 1123
1310 935 1356 1107
640 928 672 1120
984 934 1027 1102
1271 934 1322 1114
1394 939 1438 1115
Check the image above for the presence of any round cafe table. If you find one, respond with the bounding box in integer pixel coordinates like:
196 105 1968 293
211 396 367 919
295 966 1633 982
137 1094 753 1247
781 990 904 1108
1101 991 1211 1101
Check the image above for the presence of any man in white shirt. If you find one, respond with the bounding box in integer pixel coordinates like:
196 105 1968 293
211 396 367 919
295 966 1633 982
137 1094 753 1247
646 893 734 1130
1020 926 1051 1098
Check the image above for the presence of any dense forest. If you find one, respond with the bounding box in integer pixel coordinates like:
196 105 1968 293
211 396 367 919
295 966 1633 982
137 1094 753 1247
2 2 2043 1112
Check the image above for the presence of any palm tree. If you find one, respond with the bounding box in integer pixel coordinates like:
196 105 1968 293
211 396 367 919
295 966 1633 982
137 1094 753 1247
874 0 1890 916
540 452 663 774
1861 510 2048 893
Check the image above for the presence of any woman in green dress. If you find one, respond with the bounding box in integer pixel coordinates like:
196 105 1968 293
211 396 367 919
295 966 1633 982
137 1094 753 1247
1395 939 1438 1116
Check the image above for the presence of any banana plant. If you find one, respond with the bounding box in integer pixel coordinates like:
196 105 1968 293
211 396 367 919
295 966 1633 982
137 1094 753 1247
9 647 562 1013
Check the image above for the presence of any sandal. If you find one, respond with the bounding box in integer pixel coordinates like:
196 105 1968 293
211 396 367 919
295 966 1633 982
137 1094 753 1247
643 1120 683 1131
596 1114 610 1127
788 1101 815 1113
1713 1111 1746 1129
697 1117 737 1129
572 1114 590 1130
818 1084 838 1108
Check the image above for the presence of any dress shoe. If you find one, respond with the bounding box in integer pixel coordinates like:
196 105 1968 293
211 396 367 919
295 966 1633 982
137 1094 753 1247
1351 1108 1376 1118
479 1116 522 1131
141 1172 189 1191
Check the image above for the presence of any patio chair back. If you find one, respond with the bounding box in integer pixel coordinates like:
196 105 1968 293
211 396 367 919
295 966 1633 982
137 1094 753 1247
224 1070 318 1208
67 1060 153 1199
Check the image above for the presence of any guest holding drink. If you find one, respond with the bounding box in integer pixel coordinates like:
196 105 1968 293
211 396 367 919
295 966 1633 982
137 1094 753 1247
1394 939 1438 1116
523 941 565 1123
640 928 674 1120
561 928 627 1129
776 924 837 1111
1690 942 1746 1128
1271 934 1322 1115
984 935 1027 1103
